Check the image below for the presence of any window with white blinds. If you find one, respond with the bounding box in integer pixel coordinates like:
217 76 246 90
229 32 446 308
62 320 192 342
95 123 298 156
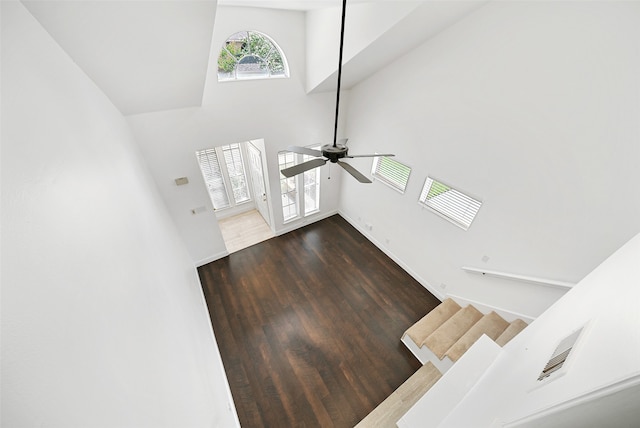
538 327 584 382
371 156 411 193
418 177 481 230
196 144 251 211
196 148 231 210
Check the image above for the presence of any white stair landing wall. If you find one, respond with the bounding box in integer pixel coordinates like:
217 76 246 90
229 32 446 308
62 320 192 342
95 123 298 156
397 335 502 428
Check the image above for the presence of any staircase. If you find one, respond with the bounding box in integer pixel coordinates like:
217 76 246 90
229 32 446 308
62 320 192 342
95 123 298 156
355 298 529 427
402 298 528 373
355 362 442 428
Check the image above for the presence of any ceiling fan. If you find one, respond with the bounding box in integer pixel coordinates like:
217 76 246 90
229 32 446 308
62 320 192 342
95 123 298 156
280 0 394 183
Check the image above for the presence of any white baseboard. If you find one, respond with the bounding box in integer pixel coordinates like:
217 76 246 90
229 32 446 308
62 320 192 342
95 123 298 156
192 271 241 428
338 210 445 301
276 209 339 236
195 250 229 268
337 211 537 325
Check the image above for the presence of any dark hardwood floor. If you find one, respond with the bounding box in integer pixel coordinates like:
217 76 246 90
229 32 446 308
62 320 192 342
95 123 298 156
198 215 440 427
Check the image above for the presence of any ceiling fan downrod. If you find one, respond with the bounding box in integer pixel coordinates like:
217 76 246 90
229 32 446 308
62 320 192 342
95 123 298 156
332 0 347 149
279 0 394 183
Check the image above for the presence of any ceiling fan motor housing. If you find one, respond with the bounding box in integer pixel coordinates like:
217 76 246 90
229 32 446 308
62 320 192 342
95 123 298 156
322 143 349 163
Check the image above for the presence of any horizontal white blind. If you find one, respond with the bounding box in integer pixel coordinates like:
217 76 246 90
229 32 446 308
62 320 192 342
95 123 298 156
418 177 481 230
371 156 411 193
537 327 583 381
196 148 230 210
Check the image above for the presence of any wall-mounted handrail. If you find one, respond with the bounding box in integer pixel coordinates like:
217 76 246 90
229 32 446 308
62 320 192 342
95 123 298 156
462 266 576 289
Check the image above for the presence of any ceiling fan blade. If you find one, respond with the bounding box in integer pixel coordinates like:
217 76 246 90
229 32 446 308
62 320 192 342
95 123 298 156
346 153 395 158
337 138 348 146
280 158 327 178
337 160 372 183
286 146 323 157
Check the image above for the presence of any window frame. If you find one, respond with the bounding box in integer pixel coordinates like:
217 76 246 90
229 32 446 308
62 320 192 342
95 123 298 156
217 30 289 82
418 176 482 230
221 143 251 205
196 143 253 212
278 147 322 224
371 156 412 194
302 148 321 216
278 151 299 223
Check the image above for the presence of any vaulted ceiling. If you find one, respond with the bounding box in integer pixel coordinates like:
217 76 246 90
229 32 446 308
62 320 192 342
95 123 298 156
22 0 217 116
218 0 377 10
22 0 484 116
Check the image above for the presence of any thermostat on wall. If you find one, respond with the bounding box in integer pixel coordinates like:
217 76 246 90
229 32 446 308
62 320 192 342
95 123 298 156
175 177 189 186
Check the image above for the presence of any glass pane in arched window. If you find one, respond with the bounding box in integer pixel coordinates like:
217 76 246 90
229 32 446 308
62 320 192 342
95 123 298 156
217 31 289 81
236 55 269 79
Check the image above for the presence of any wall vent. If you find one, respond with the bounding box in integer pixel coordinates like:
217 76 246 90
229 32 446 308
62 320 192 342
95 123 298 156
537 327 584 381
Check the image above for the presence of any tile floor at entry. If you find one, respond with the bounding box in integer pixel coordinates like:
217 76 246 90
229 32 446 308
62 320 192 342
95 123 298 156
218 209 275 253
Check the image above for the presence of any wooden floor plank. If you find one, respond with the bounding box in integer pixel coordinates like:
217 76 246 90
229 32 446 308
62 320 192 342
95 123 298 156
198 215 440 427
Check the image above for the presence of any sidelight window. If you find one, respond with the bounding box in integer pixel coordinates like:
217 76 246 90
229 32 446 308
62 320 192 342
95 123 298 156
278 151 298 222
196 143 251 211
303 150 321 215
278 147 322 223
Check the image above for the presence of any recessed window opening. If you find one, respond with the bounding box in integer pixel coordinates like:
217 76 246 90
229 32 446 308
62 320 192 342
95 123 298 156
418 177 482 230
278 147 322 223
371 156 411 193
196 143 252 211
538 326 585 382
218 31 289 82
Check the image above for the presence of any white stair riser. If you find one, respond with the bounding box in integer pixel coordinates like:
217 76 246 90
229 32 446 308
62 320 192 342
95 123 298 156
401 334 454 373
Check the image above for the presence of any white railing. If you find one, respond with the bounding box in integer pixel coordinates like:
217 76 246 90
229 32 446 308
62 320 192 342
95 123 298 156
462 266 576 290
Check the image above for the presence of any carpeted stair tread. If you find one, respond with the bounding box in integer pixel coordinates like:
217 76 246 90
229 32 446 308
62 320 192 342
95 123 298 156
355 362 442 428
404 298 461 346
445 311 509 362
495 318 528 347
422 305 483 359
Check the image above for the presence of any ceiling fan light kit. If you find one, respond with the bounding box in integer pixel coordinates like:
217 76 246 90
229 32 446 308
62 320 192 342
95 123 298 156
280 0 394 184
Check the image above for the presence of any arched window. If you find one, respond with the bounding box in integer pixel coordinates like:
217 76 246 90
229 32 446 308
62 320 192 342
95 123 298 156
217 31 289 81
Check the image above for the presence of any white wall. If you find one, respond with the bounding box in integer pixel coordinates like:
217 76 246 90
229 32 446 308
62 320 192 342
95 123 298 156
1 2 237 427
305 1 421 92
127 6 343 265
440 232 640 426
340 1 640 318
